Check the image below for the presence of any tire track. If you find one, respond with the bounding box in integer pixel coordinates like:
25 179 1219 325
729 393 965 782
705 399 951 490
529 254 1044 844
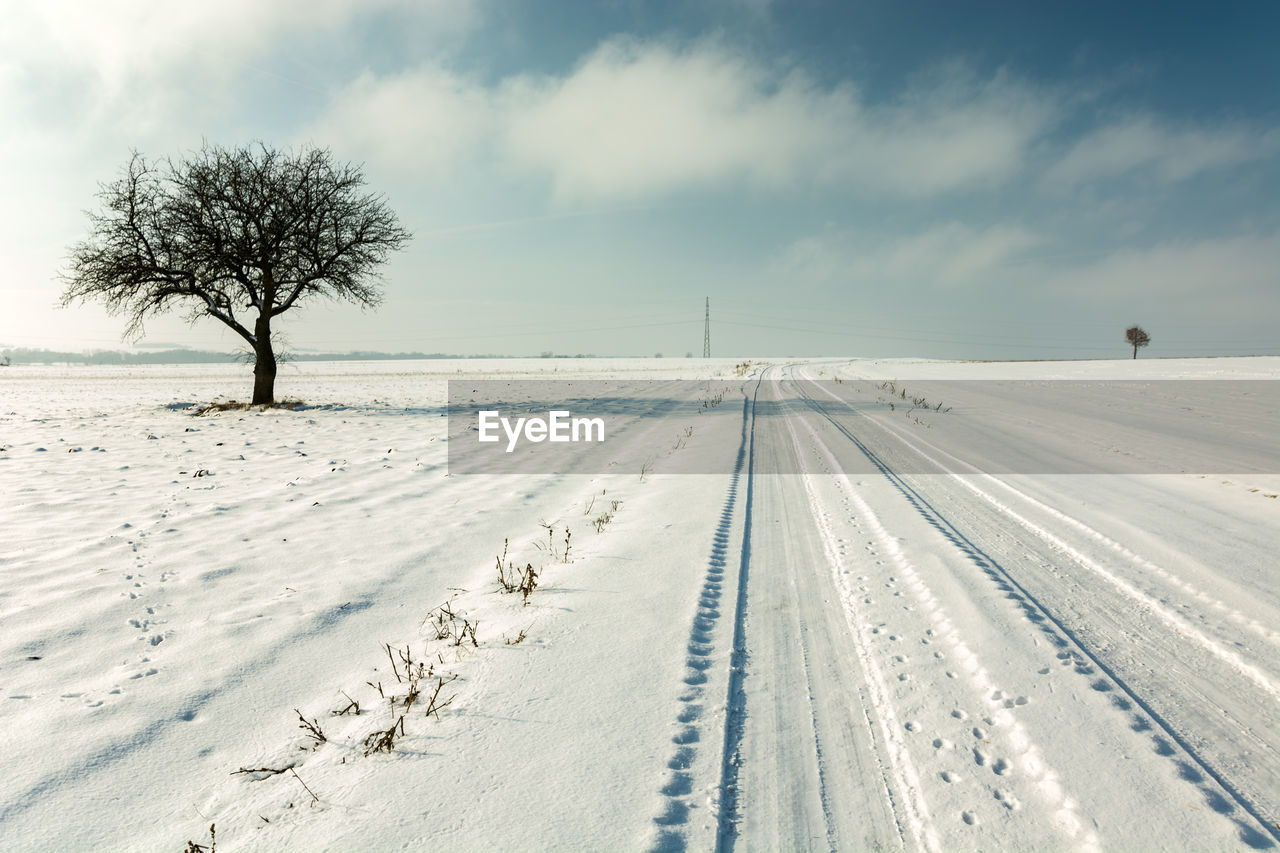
726 367 923 851
646 373 764 853
870 416 1280 702
799 376 1280 849
790 605 841 853
885 424 1280 650
714 371 764 853
783 416 940 852
784 387 1109 851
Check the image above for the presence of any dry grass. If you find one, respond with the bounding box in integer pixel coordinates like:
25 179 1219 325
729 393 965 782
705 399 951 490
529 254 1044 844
194 399 307 416
182 823 216 852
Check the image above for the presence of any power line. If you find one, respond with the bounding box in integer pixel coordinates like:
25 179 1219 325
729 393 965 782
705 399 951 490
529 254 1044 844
714 320 1280 352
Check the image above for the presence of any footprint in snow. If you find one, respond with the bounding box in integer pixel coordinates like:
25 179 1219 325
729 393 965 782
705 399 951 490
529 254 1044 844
672 726 698 745
994 788 1020 810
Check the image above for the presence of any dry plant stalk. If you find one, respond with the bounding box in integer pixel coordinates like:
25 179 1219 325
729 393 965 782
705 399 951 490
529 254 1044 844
363 714 406 756
295 709 327 746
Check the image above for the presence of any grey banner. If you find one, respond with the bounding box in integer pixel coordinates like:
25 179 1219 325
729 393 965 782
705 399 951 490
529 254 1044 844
447 379 1280 475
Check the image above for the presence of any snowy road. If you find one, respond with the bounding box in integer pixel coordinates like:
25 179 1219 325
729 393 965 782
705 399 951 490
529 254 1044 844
685 364 1280 852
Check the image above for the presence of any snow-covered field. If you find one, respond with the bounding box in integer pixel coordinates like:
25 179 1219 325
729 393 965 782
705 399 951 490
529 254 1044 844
2 357 1279 851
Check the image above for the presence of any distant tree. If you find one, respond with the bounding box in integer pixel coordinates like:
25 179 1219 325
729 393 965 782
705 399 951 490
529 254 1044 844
1125 325 1151 359
61 143 411 403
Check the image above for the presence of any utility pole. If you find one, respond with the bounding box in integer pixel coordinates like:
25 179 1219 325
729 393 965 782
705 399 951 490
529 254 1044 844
703 296 711 358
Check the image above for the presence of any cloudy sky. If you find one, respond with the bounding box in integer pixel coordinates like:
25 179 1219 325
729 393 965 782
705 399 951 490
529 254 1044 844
2 0 1278 359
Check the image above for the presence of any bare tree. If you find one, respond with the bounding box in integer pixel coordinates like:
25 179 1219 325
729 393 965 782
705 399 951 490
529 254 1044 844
1125 324 1151 359
62 143 411 403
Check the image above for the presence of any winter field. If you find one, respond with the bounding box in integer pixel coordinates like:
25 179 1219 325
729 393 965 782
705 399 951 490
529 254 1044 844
2 356 1280 852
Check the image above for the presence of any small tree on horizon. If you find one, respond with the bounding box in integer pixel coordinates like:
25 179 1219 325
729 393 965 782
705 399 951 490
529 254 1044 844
61 143 411 404
1125 324 1151 359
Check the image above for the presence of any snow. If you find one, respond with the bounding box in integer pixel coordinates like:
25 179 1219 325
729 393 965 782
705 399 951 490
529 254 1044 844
2 357 1279 851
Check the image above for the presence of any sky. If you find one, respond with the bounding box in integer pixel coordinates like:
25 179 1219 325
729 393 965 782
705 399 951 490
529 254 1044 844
1 0 1278 360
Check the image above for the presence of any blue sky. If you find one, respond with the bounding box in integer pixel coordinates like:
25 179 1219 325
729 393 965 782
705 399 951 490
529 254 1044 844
2 0 1277 359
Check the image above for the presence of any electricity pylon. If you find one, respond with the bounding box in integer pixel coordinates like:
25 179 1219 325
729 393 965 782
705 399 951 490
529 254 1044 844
703 297 711 358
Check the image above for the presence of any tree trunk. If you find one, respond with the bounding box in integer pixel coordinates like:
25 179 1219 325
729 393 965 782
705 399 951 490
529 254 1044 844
1132 345 1137 359
252 315 276 404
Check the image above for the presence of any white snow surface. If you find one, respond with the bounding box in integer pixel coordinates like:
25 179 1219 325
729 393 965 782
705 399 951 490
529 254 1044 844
2 356 1279 852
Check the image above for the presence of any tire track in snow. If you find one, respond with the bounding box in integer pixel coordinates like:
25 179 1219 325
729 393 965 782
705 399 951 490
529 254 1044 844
787 395 1105 851
788 599 842 852
802 377 1280 849
646 374 762 853
727 367 924 851
868 411 1280 684
782 413 940 852
972 475 1280 648
713 372 763 853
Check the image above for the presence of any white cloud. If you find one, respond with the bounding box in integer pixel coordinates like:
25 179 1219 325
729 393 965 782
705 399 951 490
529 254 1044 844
837 66 1052 199
0 0 482 140
0 0 477 96
775 221 1280 316
307 67 496 177
1041 231 1280 306
505 42 1055 200
774 222 1043 288
1045 115 1280 188
311 38 1055 202
498 40 831 198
